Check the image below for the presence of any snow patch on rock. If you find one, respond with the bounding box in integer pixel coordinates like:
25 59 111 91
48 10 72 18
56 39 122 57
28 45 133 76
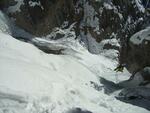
130 27 150 45
28 1 44 10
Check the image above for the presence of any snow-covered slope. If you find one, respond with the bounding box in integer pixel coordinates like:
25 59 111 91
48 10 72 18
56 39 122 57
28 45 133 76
0 31 150 113
0 4 150 113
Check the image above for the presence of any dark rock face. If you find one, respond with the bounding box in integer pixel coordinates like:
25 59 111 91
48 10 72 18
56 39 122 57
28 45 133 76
0 0 16 9
103 43 119 50
128 41 150 73
113 0 150 74
1 0 75 36
140 67 150 82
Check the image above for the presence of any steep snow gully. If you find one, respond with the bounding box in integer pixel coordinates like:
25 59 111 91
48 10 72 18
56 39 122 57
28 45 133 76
0 7 150 113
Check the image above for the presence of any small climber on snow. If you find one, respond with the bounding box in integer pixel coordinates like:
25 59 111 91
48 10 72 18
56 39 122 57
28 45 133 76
114 64 126 83
114 64 126 72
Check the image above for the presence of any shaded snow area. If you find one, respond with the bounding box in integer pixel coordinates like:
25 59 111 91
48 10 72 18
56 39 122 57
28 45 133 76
0 9 150 113
130 27 150 45
0 12 11 34
7 0 24 13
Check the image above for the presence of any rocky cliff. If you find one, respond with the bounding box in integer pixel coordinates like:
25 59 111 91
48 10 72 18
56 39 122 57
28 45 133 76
0 0 75 36
73 0 150 75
